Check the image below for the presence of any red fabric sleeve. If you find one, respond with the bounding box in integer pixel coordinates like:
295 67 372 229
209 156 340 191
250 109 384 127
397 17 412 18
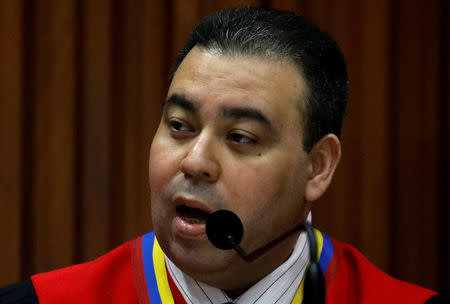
31 241 139 304
325 239 437 304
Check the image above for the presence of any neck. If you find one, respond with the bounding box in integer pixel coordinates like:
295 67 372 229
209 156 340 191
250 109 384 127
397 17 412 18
190 231 301 292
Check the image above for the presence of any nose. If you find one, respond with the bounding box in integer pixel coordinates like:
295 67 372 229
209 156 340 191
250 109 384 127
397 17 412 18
180 133 220 182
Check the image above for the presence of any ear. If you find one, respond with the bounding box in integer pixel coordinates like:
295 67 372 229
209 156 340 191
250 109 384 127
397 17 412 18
305 134 341 202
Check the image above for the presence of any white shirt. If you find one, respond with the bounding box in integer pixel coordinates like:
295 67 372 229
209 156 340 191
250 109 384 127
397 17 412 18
165 231 309 304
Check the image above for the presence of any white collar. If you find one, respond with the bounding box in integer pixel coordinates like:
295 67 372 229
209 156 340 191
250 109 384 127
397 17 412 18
165 231 309 304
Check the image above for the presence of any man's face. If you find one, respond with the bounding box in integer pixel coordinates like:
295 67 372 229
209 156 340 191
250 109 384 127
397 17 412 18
149 47 312 280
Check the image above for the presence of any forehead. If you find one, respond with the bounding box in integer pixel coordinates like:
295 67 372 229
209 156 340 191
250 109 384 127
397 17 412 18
168 47 308 126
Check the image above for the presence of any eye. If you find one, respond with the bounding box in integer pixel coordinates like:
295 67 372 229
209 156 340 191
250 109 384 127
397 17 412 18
169 119 192 132
227 131 256 144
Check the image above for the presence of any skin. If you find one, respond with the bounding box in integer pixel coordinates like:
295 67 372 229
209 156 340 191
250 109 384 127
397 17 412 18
149 46 341 295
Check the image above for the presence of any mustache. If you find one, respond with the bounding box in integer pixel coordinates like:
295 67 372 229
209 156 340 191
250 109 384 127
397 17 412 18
165 178 227 209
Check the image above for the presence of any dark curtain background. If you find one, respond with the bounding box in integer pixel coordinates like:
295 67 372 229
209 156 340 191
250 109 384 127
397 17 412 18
1 0 448 294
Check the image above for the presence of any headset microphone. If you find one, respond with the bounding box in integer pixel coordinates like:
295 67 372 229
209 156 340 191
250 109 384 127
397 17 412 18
301 222 325 304
205 209 325 304
205 210 247 258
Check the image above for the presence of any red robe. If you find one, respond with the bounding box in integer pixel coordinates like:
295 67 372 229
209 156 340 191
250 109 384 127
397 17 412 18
30 230 437 303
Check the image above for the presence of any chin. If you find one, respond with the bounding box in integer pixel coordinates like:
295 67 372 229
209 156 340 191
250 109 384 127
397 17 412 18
164 236 234 275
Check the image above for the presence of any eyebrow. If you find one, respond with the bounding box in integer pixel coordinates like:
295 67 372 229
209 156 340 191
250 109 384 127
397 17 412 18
164 94 275 132
164 94 198 113
221 107 273 130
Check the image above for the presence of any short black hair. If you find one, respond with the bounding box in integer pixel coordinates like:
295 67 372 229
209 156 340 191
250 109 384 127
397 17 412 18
171 7 348 152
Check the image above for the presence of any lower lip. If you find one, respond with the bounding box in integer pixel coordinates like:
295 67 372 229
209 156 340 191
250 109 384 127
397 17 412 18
173 216 207 239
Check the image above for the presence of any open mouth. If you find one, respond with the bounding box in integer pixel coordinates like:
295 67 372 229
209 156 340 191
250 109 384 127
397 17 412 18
176 205 210 224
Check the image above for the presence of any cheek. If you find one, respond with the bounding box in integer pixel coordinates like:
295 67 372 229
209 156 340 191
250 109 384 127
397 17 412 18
225 156 307 229
225 163 289 214
149 137 179 198
149 138 181 230
149 145 181 221
149 148 164 193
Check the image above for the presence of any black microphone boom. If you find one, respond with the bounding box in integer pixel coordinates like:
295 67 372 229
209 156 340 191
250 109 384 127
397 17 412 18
206 209 303 263
205 210 245 253
205 209 325 304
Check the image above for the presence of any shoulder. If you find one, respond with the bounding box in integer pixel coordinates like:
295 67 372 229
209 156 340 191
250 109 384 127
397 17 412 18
30 237 142 304
325 236 441 304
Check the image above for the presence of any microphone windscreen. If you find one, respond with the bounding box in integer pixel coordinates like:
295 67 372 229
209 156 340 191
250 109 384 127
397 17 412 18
206 210 244 250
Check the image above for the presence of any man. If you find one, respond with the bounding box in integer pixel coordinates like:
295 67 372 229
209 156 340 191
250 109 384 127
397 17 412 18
1 7 448 304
